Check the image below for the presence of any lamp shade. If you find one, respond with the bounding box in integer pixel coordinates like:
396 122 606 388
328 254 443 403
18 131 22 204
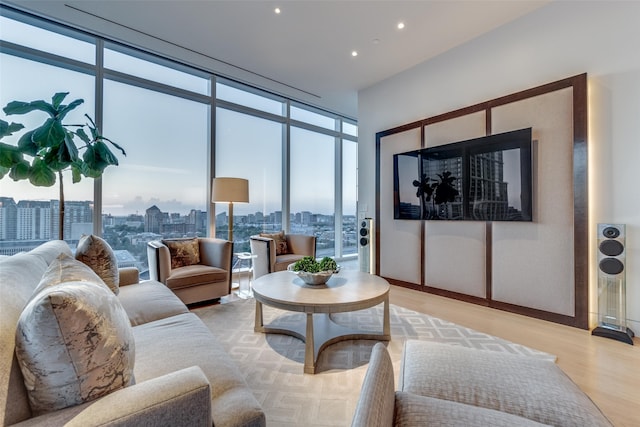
211 177 249 203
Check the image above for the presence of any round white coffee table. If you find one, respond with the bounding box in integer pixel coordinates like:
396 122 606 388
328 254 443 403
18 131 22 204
252 269 390 374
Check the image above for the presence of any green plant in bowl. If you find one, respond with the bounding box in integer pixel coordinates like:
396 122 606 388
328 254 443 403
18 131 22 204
290 256 340 285
292 256 337 273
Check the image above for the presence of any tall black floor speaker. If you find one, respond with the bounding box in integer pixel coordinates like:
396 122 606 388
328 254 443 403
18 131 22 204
358 218 374 274
592 223 635 345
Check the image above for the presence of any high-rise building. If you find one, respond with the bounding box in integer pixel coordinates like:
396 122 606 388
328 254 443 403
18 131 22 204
0 197 17 240
17 200 52 240
145 205 163 234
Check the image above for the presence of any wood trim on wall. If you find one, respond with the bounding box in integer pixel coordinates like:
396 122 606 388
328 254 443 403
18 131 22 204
375 73 589 329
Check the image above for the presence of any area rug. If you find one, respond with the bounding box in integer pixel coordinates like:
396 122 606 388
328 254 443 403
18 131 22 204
192 299 555 427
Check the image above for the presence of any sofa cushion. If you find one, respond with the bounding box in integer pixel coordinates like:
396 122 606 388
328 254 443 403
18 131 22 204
33 253 109 296
165 264 228 290
394 391 550 427
260 230 288 255
75 234 120 294
133 312 265 427
163 238 200 269
399 340 612 427
118 280 189 326
15 281 135 415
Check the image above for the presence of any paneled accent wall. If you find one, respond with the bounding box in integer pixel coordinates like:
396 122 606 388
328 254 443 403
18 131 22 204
375 74 588 328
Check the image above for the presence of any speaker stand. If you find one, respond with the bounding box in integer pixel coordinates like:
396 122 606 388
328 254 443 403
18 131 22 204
591 326 635 345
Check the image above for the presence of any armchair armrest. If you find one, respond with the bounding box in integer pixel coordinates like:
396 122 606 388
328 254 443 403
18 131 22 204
147 240 171 283
250 236 276 279
118 267 139 287
17 367 211 427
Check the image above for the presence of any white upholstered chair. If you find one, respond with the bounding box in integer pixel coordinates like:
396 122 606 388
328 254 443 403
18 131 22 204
249 233 316 280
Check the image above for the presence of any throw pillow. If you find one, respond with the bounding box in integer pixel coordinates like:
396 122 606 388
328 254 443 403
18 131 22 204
75 234 120 294
163 238 200 269
260 230 289 255
15 280 135 415
33 253 110 296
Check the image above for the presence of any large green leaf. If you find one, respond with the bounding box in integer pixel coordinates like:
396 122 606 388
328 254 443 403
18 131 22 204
42 145 70 171
83 141 118 174
104 137 127 156
74 127 91 144
51 92 69 109
28 158 56 187
9 160 30 180
57 98 84 120
71 162 83 183
17 131 38 156
0 119 24 138
32 118 66 147
0 165 9 179
0 143 23 168
59 131 79 163
3 100 56 117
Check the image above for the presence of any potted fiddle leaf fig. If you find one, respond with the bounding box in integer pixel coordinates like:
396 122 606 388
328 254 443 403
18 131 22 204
0 92 125 240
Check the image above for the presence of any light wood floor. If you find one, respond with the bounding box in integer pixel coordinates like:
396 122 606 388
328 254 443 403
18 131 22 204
389 286 640 427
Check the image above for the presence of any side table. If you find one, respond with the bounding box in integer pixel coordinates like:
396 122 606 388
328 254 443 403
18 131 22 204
235 252 257 299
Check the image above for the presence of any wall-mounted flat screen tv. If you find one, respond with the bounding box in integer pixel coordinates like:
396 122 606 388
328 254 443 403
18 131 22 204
393 127 533 222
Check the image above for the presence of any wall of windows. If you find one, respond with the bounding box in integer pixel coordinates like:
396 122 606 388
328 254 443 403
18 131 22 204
0 7 357 271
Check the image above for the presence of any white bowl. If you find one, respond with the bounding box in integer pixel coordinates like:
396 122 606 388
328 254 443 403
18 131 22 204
287 264 340 285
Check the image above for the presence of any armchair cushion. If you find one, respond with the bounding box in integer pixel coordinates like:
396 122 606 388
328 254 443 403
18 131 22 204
163 238 200 269
259 231 288 255
165 264 228 290
75 234 120 294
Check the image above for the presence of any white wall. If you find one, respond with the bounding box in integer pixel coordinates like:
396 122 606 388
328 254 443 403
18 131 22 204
358 1 640 331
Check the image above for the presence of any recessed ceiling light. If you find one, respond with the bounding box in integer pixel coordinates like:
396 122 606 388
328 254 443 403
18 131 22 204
397 22 405 30
274 7 281 14
351 51 358 57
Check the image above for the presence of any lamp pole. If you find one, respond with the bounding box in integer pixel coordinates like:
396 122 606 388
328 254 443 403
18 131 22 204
228 201 234 242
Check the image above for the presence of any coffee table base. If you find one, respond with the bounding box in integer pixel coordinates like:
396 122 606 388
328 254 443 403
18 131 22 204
254 300 390 374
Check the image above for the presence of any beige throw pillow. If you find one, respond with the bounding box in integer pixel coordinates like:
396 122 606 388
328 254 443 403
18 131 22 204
75 234 120 294
163 238 200 269
260 231 289 255
15 281 135 415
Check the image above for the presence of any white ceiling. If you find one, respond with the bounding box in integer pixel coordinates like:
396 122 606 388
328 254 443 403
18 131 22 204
7 0 550 118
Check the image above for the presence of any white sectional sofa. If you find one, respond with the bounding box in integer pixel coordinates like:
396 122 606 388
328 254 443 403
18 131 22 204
0 240 265 427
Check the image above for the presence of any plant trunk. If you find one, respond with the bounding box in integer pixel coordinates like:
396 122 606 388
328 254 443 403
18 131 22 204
58 170 64 241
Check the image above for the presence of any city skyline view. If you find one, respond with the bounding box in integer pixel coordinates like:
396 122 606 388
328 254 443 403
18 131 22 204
0 12 358 271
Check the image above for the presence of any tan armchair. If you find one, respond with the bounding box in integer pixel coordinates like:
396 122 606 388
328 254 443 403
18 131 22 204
147 237 232 305
250 233 316 280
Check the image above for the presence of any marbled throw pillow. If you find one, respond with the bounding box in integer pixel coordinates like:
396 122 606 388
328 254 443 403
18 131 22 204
15 281 135 415
260 230 289 255
33 253 109 296
75 234 120 294
163 238 200 269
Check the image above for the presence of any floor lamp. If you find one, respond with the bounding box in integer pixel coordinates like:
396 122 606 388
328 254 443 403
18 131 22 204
211 177 249 242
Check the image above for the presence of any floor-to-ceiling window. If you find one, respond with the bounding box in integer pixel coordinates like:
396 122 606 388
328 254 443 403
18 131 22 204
0 7 357 266
214 105 284 253
290 126 336 257
0 15 95 251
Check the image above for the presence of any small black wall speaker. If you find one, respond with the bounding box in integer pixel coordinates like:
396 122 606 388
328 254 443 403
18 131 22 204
593 223 634 345
359 218 374 273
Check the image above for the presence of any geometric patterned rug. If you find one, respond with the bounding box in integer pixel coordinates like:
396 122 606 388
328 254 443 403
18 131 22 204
192 299 555 427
